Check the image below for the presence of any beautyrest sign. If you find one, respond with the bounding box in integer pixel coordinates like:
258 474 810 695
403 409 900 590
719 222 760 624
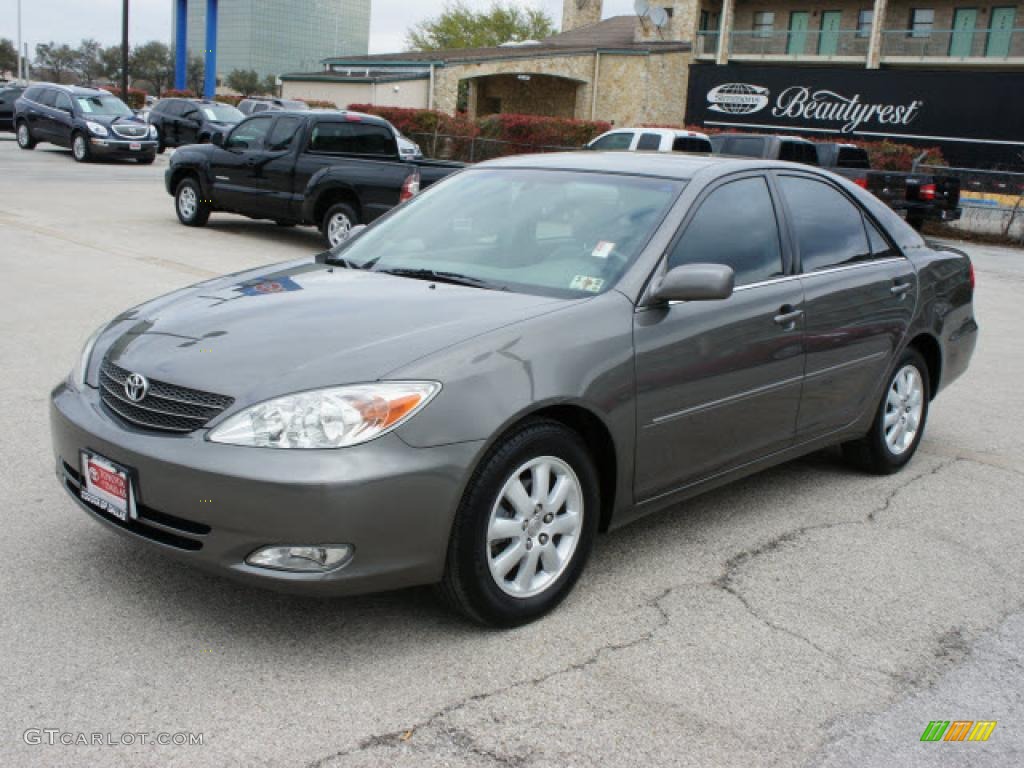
707 82 923 134
686 63 1024 166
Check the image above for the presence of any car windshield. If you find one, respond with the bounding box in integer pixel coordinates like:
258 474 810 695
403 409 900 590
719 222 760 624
335 169 684 297
202 104 244 123
75 94 133 117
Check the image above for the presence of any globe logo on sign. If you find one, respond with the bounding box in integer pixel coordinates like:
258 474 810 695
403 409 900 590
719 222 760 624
707 83 771 115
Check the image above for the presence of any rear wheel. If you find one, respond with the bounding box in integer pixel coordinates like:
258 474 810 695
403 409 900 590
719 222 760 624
906 212 925 231
439 420 600 627
72 132 91 163
16 121 36 149
321 202 359 248
843 347 930 474
175 177 211 227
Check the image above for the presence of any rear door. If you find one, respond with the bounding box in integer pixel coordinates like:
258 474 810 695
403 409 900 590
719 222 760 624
178 103 202 145
633 174 805 501
33 88 59 140
51 91 75 147
775 172 917 439
208 115 275 213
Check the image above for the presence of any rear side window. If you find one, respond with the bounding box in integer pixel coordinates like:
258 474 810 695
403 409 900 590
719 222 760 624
723 136 765 157
778 176 871 271
668 176 784 286
590 132 633 150
865 217 896 257
251 103 268 113
836 146 870 169
308 122 394 156
779 142 818 165
38 89 58 107
673 137 712 153
54 92 72 112
637 133 662 151
23 86 44 102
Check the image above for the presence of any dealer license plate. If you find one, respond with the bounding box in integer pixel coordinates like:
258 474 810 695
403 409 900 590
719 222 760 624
80 451 136 522
129 142 142 151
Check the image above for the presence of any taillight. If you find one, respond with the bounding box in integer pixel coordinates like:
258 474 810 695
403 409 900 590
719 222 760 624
969 261 976 292
853 177 868 189
400 171 421 203
919 183 937 201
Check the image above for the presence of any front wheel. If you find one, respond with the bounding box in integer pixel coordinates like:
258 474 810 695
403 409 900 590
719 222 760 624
72 132 92 163
843 348 930 474
321 202 359 248
16 121 36 149
440 420 600 627
175 177 211 227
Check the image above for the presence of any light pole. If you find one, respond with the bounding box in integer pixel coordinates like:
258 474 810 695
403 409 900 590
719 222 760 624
16 0 23 82
121 0 129 97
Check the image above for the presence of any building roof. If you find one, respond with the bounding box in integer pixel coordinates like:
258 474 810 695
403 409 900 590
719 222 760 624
309 16 690 69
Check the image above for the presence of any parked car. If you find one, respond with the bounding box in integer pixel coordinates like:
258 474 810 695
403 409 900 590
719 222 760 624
711 132 820 165
588 127 712 154
53 153 977 626
148 98 244 151
816 142 908 211
166 110 463 246
395 130 423 160
0 84 25 131
901 172 962 230
237 97 311 115
14 84 158 163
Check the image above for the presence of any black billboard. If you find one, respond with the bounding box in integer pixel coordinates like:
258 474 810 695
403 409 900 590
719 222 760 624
686 63 1024 168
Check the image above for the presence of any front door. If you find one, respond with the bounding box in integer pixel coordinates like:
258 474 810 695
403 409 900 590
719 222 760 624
633 174 805 502
949 9 978 57
788 12 810 55
208 115 275 213
819 11 842 55
774 172 918 439
51 91 75 147
987 7 1016 57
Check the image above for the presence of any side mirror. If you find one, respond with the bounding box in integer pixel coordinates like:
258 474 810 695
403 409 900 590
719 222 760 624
211 131 224 146
651 264 735 303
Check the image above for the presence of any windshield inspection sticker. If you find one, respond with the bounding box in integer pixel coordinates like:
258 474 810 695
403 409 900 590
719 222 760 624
571 275 605 293
591 241 616 260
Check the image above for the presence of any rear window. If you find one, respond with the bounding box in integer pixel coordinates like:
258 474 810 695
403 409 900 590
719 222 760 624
779 141 819 165
672 136 712 153
718 136 766 157
637 133 662 151
308 122 394 156
836 146 870 169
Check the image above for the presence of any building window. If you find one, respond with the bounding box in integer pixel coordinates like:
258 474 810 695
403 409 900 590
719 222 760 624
856 9 873 38
909 9 935 38
754 12 776 38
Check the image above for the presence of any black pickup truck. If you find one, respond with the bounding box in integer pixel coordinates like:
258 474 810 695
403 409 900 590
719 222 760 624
166 110 463 246
815 142 960 230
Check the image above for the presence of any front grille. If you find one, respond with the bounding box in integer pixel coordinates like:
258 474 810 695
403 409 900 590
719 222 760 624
100 358 234 434
62 461 209 551
111 124 149 139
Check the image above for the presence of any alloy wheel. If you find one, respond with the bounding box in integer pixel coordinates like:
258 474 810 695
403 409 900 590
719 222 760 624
17 124 30 147
327 212 352 247
178 186 197 221
884 364 924 455
486 456 583 599
73 135 87 161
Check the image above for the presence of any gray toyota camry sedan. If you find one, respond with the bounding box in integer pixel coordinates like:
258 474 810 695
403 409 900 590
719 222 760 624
51 153 978 626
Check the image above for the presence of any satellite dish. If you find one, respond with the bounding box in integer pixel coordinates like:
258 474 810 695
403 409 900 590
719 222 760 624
634 0 650 17
649 6 669 28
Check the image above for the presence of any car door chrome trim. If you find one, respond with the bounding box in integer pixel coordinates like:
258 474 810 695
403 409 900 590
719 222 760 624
642 274 802 309
799 258 906 280
804 350 889 381
648 375 804 427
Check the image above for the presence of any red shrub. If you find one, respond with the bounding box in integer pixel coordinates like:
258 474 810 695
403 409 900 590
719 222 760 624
163 89 196 99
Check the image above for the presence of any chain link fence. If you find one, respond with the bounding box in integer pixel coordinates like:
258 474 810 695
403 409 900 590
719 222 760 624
407 132 580 164
916 165 1024 241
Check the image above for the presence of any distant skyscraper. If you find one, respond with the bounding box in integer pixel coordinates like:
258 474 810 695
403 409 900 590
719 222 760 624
173 0 371 82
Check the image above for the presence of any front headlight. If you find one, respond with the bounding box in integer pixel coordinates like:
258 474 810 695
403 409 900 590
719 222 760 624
208 382 441 449
86 121 108 137
149 124 158 138
69 322 109 390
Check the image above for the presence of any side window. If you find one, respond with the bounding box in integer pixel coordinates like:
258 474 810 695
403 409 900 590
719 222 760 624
225 117 272 150
637 133 662 151
673 137 712 153
38 89 58 107
251 103 268 113
865 217 897 258
308 122 394 155
779 142 818 165
725 137 765 157
267 116 304 151
54 92 73 112
778 176 872 271
24 86 43 102
668 177 784 287
590 132 633 151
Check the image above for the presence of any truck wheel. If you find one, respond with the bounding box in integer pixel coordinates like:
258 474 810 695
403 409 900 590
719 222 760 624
906 212 925 231
175 177 211 227
16 121 36 150
321 203 359 248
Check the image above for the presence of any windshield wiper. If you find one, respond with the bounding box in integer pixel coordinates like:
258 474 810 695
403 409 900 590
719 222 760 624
376 267 492 289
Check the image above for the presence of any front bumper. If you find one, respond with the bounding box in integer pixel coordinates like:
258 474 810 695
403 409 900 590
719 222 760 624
89 137 158 159
50 382 482 595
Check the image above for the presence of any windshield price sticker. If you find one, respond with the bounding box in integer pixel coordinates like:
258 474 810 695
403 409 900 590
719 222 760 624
592 241 615 260
571 275 605 293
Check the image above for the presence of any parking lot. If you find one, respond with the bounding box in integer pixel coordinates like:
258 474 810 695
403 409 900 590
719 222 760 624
0 134 1022 767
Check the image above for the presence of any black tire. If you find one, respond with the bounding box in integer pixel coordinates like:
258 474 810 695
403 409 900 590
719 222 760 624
137 155 156 165
843 347 930 475
174 177 211 227
156 134 166 154
71 132 91 163
16 121 36 150
320 202 359 249
439 419 600 627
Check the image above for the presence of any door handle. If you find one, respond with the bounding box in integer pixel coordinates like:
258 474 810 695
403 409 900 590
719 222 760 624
891 281 912 297
774 306 804 328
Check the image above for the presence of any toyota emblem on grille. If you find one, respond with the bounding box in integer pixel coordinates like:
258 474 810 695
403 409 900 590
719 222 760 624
124 373 149 403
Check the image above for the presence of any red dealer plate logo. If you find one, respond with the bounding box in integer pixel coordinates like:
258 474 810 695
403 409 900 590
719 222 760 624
80 452 133 521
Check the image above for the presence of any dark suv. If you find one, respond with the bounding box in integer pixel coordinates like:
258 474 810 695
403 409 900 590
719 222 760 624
14 84 158 163
148 98 244 151
238 97 311 115
0 84 25 131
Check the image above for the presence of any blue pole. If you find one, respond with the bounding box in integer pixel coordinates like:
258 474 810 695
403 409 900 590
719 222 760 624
203 0 218 99
174 0 187 91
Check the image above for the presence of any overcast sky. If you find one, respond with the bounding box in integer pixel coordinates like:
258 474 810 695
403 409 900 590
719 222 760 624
1 0 637 56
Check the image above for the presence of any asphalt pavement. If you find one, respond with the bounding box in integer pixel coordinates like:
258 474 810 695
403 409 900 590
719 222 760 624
0 136 1021 767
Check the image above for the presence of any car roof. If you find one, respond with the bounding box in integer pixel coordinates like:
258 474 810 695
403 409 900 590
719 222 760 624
33 83 111 96
480 151 792 179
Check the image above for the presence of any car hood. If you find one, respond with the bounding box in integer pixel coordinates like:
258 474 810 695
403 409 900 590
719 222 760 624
88 114 148 128
99 260 568 407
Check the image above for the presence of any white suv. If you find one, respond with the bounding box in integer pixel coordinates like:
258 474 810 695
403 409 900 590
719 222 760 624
587 127 712 154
